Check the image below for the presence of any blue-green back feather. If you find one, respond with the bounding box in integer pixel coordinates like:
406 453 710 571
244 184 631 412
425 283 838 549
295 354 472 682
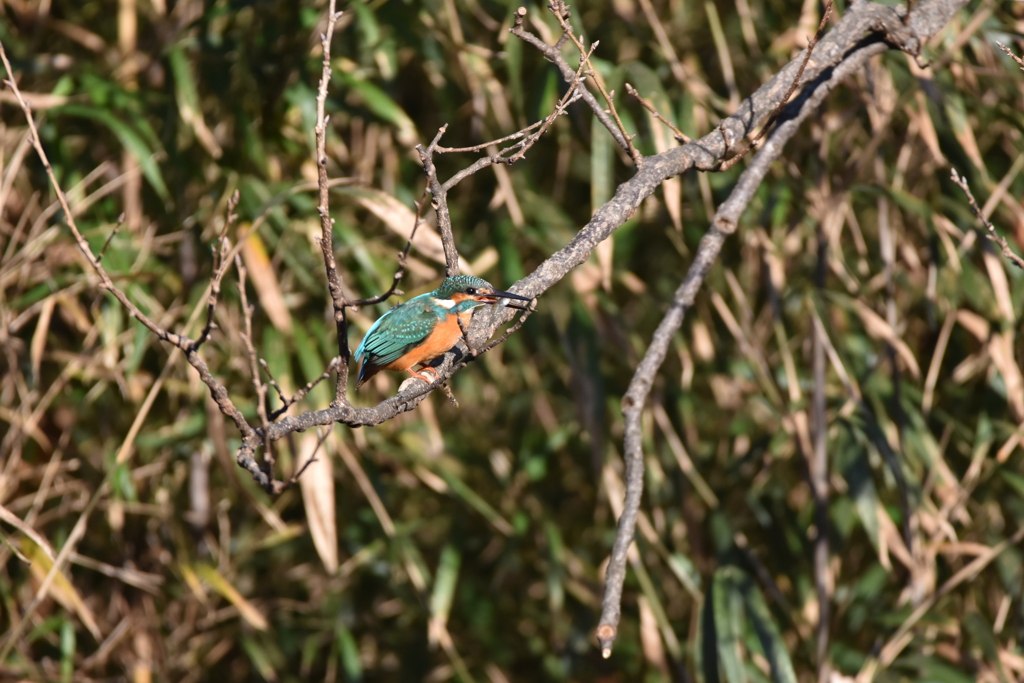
355 276 501 386
356 293 448 371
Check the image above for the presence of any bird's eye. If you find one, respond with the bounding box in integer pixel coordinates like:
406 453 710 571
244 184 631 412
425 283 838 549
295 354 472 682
466 287 477 295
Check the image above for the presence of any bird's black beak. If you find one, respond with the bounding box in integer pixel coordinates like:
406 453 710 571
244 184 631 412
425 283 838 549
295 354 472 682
480 289 533 310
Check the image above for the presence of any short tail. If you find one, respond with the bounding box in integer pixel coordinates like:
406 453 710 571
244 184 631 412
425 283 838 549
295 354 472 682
355 362 375 389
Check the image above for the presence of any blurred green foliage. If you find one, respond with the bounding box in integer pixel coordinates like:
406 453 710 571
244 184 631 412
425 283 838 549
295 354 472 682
3 0 1024 680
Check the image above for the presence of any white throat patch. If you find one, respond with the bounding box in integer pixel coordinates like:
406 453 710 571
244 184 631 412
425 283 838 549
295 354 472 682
432 298 456 309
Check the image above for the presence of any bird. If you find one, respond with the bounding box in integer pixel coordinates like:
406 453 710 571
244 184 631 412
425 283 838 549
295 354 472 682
354 275 533 388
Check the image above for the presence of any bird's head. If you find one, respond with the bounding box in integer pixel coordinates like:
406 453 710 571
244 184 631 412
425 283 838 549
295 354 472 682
434 275 532 310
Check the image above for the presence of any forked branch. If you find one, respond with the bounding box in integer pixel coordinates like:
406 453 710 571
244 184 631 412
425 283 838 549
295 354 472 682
1 10 971 667
719 0 834 171
592 0 965 656
0 0 551 494
510 4 643 166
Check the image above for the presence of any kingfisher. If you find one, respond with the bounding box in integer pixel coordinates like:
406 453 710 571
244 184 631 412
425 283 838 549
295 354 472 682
354 275 532 388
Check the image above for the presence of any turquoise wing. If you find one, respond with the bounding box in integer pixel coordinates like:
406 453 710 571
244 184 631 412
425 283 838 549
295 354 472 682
356 298 445 368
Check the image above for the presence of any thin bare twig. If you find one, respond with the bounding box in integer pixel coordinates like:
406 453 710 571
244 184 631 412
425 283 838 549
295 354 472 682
261 359 288 406
720 0 834 171
194 190 241 351
456 313 476 360
419 64 587 216
349 194 427 307
287 428 330 489
500 47 593 165
997 41 1024 71
510 5 642 166
544 0 644 167
96 211 126 262
416 66 587 279
417 126 462 278
265 357 342 421
479 302 536 355
435 119 547 154
624 83 690 144
438 86 584 192
446 303 536 381
314 2 354 397
235 254 273 476
950 167 1024 269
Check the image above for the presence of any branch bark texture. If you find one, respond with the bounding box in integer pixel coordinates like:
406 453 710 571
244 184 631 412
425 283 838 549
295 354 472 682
583 0 967 657
247 0 964 498
1 0 970 661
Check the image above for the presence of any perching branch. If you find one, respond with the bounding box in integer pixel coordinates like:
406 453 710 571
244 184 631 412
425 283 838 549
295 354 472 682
0 0 967 549
502 0 959 657
625 83 690 144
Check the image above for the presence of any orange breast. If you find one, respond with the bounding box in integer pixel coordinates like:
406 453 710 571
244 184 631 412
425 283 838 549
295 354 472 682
383 311 469 371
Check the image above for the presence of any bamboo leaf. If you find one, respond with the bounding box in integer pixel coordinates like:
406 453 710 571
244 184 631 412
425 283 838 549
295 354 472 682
21 539 101 641
428 544 461 648
54 104 170 201
712 567 747 683
740 574 797 683
193 564 269 631
298 434 338 573
335 71 418 146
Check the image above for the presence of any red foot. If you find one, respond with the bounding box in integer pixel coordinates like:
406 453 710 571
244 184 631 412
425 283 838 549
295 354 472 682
406 367 439 384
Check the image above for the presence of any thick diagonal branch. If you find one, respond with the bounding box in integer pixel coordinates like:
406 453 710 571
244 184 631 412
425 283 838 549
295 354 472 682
468 0 964 352
242 0 965 482
592 0 966 657
2 0 966 503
